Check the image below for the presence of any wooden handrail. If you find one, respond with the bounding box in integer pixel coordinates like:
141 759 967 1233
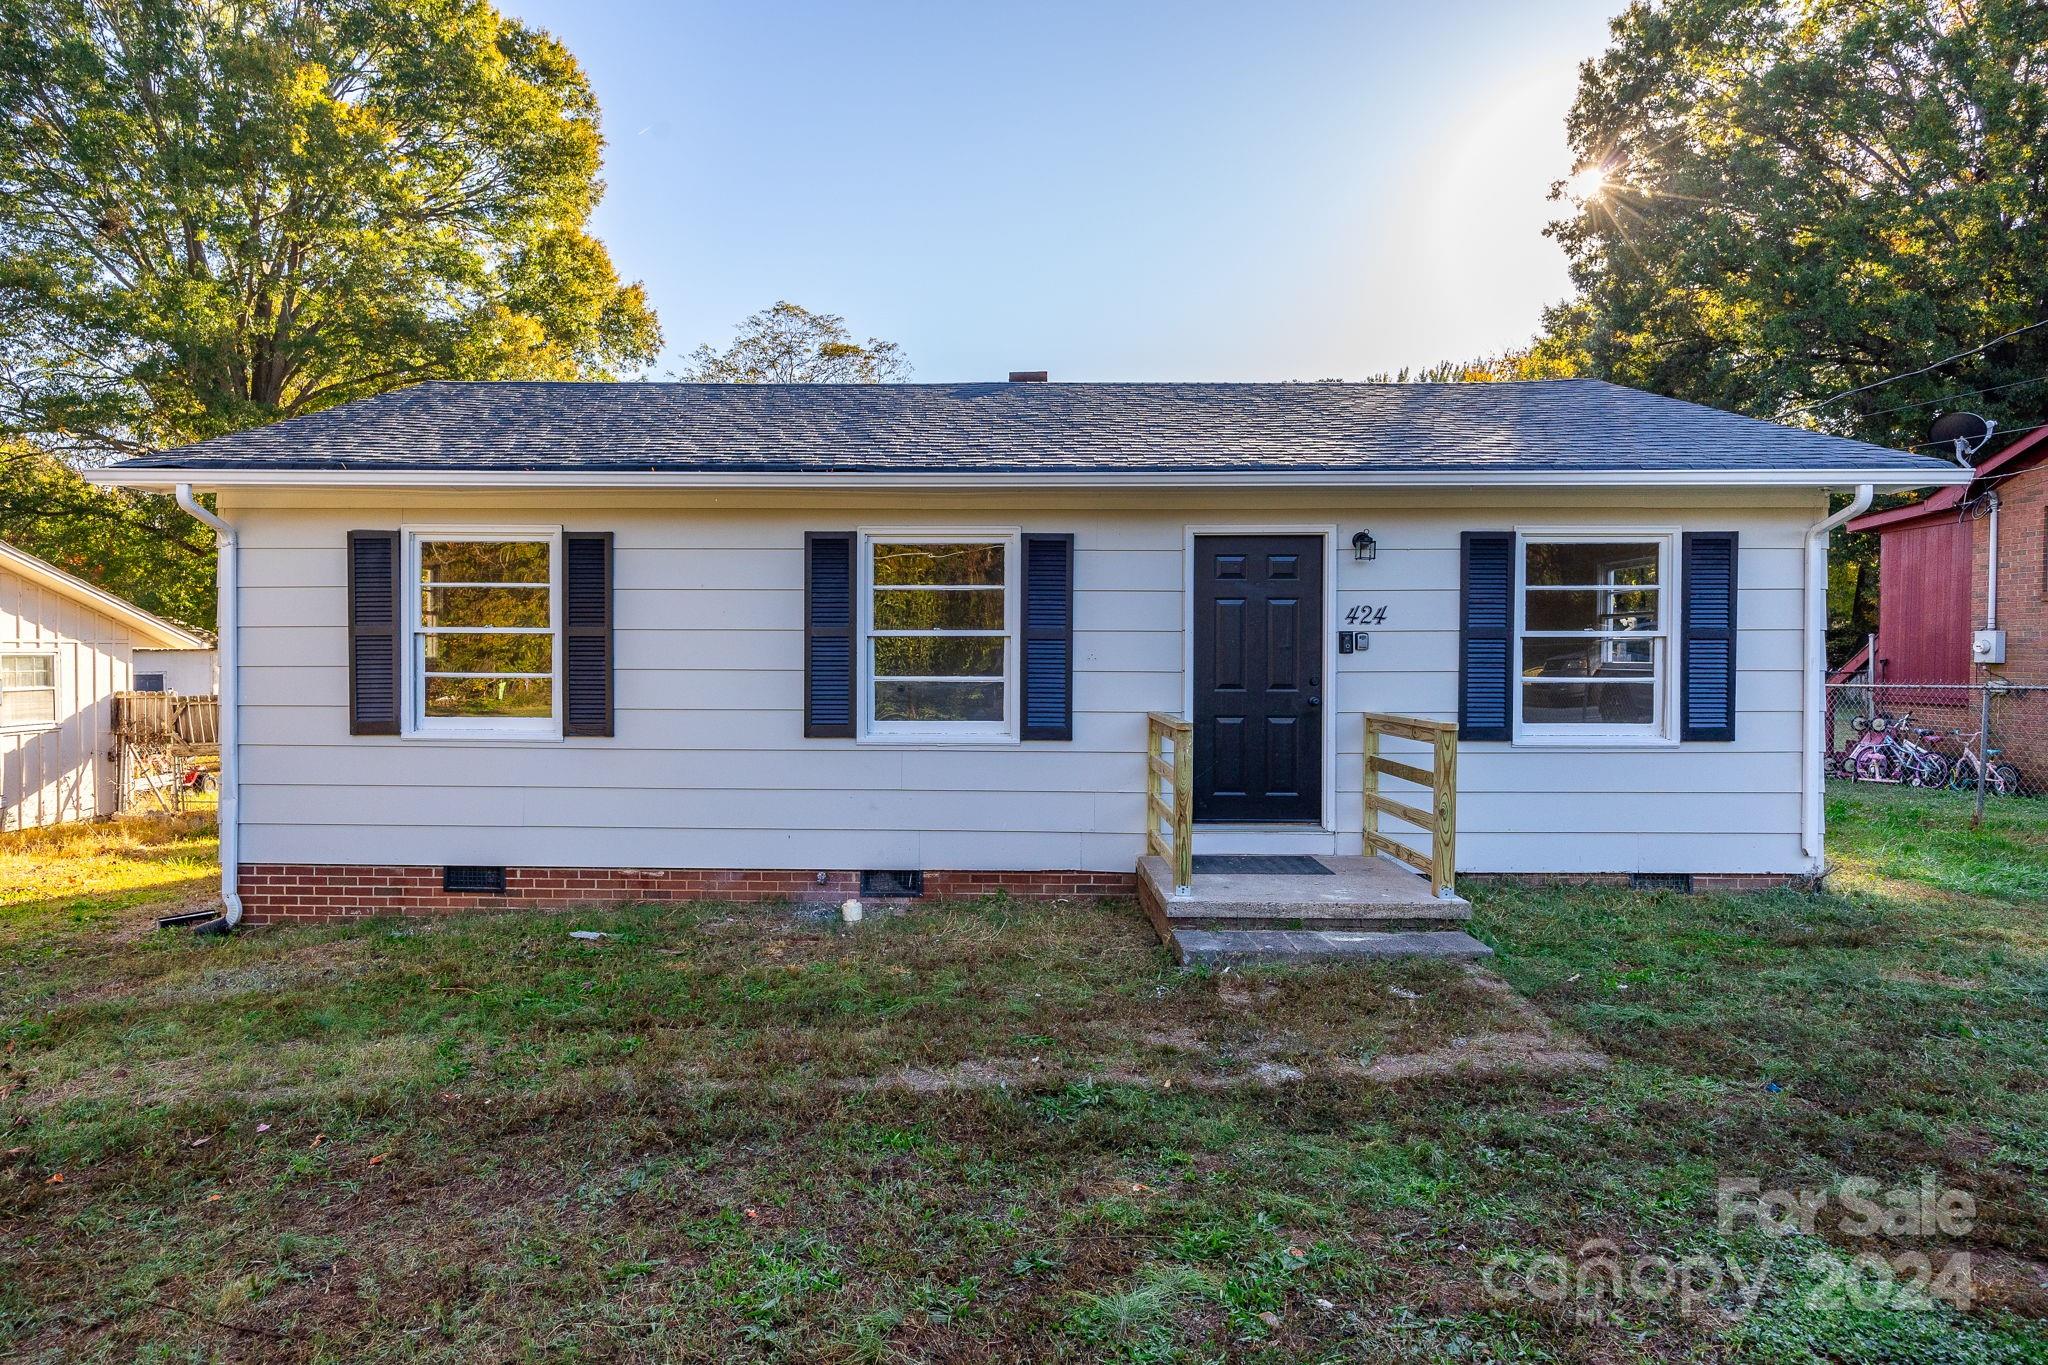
1145 712 1194 895
1362 712 1457 897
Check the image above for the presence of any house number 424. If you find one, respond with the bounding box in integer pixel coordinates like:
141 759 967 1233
1342 603 1389 626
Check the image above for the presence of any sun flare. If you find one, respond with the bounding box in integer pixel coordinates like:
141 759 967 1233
1567 165 1609 200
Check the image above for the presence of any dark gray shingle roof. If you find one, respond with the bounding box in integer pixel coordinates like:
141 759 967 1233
116 378 1954 477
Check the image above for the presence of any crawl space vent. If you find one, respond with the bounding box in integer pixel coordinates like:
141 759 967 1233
860 869 924 899
444 866 508 895
1629 873 1694 894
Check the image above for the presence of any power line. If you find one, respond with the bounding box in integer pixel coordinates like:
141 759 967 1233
1858 373 2048 420
1780 317 2048 417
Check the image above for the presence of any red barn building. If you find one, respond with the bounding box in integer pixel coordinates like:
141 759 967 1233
1844 424 2048 778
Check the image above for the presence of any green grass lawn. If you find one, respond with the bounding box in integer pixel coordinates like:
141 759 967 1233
2 791 2045 1362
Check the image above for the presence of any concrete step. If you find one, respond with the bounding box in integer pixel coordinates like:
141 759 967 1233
1164 903 1471 933
1172 927 1495 969
1138 854 1469 916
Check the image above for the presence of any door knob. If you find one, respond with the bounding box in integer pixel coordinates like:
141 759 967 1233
1306 696 1321 708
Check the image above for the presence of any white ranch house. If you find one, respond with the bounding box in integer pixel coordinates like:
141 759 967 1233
97 378 1964 943
0 539 211 831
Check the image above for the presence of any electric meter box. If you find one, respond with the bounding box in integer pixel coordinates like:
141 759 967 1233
1973 629 2007 665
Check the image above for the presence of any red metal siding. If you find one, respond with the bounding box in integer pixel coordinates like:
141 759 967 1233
1876 516 1971 684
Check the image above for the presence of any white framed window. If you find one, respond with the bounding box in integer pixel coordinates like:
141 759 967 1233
859 530 1018 741
1 652 58 730
1515 531 1673 743
406 529 561 736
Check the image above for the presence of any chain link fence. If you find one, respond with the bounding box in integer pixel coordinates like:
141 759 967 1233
1825 681 2048 798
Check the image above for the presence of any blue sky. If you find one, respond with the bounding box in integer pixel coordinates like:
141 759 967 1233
502 1 1623 381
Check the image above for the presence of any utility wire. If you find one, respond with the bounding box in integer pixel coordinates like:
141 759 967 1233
1857 373 2048 420
1780 317 2048 416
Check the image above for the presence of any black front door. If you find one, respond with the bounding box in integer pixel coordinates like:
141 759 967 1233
1192 535 1323 823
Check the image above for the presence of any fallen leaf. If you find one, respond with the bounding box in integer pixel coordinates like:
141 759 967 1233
206 1193 222 1202
309 1135 324 1149
46 1172 63 1184
191 1137 211 1148
368 1153 388 1166
744 1207 759 1220
1258 1311 1281 1328
255 1124 271 1134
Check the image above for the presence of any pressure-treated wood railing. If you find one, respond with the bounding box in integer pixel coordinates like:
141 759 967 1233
1145 712 1195 896
1362 712 1458 898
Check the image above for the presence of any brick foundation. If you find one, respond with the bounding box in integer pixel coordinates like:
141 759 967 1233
236 864 1139 924
1458 871 1822 893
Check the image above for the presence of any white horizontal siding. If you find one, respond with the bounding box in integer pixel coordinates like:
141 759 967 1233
224 491 1825 875
0 565 140 830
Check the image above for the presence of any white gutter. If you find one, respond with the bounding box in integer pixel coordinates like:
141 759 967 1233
1802 483 1874 866
174 485 242 928
87 466 1969 492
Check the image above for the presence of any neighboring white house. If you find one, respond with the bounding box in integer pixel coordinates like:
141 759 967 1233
132 646 220 696
94 378 1966 923
0 540 211 831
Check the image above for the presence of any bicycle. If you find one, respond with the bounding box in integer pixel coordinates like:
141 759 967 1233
1884 716 1952 789
1828 713 1951 787
1946 729 2022 797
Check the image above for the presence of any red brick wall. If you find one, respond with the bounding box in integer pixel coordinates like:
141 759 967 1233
236 864 1139 924
1970 459 2048 777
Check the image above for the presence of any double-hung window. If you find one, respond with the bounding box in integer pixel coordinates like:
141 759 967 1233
409 532 560 735
1 653 57 729
1517 533 1671 741
862 532 1017 739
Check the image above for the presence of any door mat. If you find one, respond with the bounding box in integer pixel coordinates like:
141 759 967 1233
1190 855 1333 876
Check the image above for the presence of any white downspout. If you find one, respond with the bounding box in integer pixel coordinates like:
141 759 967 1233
1802 483 1873 866
1983 491 2000 631
175 485 242 926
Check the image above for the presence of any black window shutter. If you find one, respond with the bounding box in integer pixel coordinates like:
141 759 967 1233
563 532 614 737
347 531 401 736
1021 533 1075 741
1681 531 1739 741
805 532 856 737
1459 531 1514 741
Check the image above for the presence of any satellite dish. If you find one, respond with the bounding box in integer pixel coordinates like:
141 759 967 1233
1929 411 1996 465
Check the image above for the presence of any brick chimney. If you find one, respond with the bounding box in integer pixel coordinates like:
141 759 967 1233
1007 371 1048 383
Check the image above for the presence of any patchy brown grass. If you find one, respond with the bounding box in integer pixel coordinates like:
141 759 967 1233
1 795 2043 1362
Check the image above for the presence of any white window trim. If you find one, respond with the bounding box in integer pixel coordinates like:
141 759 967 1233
1512 527 1681 748
856 527 1021 745
402 525 564 742
0 649 59 734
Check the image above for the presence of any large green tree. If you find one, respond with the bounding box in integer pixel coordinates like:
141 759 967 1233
0 0 661 625
1550 0 2047 447
1543 0 2048 653
0 442 212 625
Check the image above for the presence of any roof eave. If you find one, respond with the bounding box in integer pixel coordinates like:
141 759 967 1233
88 466 1968 493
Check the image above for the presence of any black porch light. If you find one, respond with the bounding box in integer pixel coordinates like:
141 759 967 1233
1351 529 1377 562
